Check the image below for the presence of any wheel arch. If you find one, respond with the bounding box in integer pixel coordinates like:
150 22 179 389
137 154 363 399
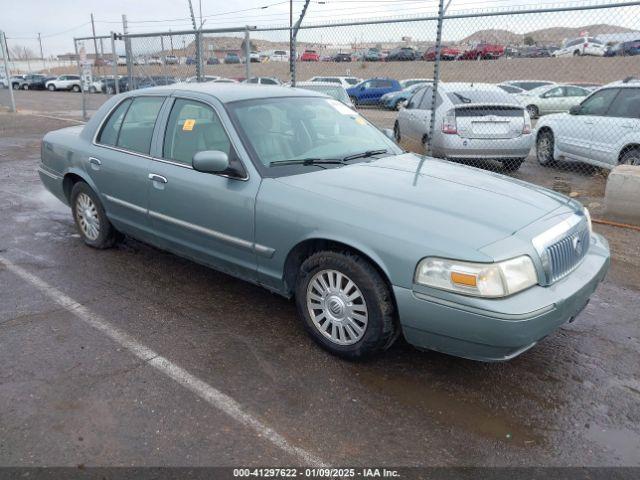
62 169 98 203
282 237 395 300
618 143 640 164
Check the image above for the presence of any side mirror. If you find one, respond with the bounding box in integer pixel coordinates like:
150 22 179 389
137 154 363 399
382 128 395 140
193 150 229 174
360 86 366 91
569 105 581 115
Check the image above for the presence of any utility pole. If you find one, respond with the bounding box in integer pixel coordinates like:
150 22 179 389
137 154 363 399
187 0 201 81
90 14 100 67
428 0 446 156
37 33 45 71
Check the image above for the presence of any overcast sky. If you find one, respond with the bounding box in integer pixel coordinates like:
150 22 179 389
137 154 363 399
3 0 638 55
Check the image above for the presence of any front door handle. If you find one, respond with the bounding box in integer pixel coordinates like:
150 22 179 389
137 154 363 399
88 157 102 171
149 173 168 184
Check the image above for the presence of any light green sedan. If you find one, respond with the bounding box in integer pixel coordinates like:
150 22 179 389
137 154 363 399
516 84 590 119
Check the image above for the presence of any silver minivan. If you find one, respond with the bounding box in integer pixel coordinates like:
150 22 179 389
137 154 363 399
394 83 533 171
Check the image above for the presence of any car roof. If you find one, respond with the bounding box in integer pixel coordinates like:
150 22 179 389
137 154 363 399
137 83 325 103
439 82 502 92
295 81 343 88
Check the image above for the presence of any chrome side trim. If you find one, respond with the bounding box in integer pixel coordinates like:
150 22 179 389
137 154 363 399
37 167 62 180
148 209 274 257
104 194 148 214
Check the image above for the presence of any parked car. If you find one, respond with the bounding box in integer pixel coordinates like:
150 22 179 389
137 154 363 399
10 75 26 90
248 51 261 63
293 81 354 108
363 48 382 61
0 76 7 89
379 82 428 110
186 56 198 65
605 39 640 57
300 50 320 62
45 75 82 92
224 53 241 64
535 78 640 168
185 75 222 83
503 80 556 91
568 82 602 91
212 78 238 83
308 76 361 88
99 77 130 94
329 53 350 63
148 57 163 65
386 47 418 61
346 77 402 106
399 78 431 89
516 46 553 58
262 50 289 62
18 74 49 90
423 45 461 61
117 56 127 66
38 84 609 361
394 82 533 171
515 84 590 118
552 37 606 57
164 55 179 65
206 57 221 65
459 43 505 60
244 76 282 86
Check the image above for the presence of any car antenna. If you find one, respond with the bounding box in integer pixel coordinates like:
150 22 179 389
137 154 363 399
622 76 636 83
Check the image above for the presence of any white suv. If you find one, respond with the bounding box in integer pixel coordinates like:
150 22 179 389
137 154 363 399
552 37 607 57
535 78 640 168
45 75 82 92
308 76 361 89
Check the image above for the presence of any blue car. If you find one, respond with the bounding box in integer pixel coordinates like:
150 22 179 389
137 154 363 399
347 77 401 106
379 83 429 110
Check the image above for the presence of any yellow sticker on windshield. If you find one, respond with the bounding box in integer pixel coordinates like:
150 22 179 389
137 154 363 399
183 119 196 131
355 116 366 125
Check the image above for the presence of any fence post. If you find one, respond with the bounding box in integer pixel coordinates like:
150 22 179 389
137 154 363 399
290 0 311 86
0 31 16 112
110 32 119 95
122 15 133 90
244 27 251 80
73 39 87 121
428 0 446 156
161 36 169 85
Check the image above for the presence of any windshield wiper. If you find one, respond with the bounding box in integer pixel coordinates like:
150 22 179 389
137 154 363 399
453 92 472 104
269 157 345 167
342 149 389 161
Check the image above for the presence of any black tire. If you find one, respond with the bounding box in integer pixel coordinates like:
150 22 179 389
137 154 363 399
620 147 640 166
573 50 581 56
295 250 397 359
502 158 525 172
47 84 56 91
22 84 29 90
70 182 119 249
106 86 115 95
72 85 81 93
536 130 555 166
526 104 539 119
350 96 358 108
393 121 401 142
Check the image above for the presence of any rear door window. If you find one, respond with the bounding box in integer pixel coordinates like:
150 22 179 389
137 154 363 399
579 88 620 116
606 88 640 119
97 98 132 146
116 96 165 154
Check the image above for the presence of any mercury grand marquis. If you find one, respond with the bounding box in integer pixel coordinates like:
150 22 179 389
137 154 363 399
37 83 610 361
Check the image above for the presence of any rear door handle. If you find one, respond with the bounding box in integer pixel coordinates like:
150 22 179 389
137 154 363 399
148 174 167 184
88 157 102 171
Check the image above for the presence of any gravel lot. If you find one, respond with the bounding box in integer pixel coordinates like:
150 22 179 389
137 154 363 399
1 105 639 468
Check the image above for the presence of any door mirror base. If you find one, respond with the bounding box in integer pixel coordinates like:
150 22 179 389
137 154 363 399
569 105 581 115
193 151 230 174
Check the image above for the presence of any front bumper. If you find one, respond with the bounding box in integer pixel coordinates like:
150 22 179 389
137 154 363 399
433 132 533 160
395 233 610 361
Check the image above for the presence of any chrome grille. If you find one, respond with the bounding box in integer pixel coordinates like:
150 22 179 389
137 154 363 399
546 222 590 283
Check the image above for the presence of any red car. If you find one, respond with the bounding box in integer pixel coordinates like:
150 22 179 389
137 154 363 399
459 43 505 60
300 49 320 62
423 45 461 61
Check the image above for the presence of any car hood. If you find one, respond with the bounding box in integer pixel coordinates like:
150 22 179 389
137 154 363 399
276 153 573 251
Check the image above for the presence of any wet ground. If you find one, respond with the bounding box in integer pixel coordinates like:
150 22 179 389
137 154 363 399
1 110 639 467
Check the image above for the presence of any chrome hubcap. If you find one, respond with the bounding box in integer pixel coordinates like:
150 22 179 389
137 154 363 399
306 269 368 346
538 137 551 161
75 193 100 241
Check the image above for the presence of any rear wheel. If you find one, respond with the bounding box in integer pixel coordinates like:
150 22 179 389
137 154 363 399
295 250 397 359
502 158 525 172
526 104 539 119
47 84 56 91
70 182 119 249
573 50 581 56
536 130 555 166
620 147 640 166
72 85 81 93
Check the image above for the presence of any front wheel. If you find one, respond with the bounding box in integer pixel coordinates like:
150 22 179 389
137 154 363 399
22 84 29 90
536 130 555 166
70 182 120 249
47 84 56 91
526 105 539 119
393 121 401 142
620 148 640 166
349 96 358 108
295 251 397 359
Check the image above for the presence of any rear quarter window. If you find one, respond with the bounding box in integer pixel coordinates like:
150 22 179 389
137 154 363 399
97 99 132 146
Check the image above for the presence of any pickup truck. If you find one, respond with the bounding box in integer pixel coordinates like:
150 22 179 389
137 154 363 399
459 43 505 60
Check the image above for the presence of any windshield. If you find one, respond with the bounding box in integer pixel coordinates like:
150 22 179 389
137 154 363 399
227 97 401 170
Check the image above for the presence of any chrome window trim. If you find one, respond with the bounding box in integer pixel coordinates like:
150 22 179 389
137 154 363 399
92 94 249 181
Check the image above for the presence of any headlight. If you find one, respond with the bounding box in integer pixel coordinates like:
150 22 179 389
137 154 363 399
415 256 537 298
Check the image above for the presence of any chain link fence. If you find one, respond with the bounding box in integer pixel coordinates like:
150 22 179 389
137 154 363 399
7 1 640 219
